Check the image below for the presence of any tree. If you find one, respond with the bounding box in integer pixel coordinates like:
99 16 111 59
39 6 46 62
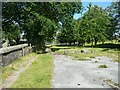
23 2 82 51
76 4 112 46
26 14 57 52
2 2 82 52
2 2 24 45
57 19 76 45
56 2 82 45
107 1 120 41
112 1 120 32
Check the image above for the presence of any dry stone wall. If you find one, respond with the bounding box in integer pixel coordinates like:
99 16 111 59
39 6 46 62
0 44 32 66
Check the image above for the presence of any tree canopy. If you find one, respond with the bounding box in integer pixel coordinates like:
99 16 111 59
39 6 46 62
107 1 120 38
57 3 115 46
2 2 119 51
2 2 82 52
78 4 112 45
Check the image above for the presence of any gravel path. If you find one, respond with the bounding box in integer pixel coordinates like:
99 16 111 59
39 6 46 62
52 54 119 88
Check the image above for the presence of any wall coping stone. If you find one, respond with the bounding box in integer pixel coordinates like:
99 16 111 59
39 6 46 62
0 44 28 54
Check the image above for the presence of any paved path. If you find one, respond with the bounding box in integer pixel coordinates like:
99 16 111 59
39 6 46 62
52 55 119 88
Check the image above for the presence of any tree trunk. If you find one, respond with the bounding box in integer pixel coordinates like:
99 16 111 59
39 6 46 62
35 40 46 53
78 42 80 46
69 42 71 46
66 43 67 45
83 43 85 47
94 40 97 46
40 40 46 53
16 37 20 45
74 42 75 45
91 41 93 47
102 41 104 44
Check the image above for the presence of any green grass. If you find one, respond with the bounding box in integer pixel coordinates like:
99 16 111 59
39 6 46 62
11 53 53 88
54 47 101 60
98 64 108 68
53 45 119 62
2 53 37 82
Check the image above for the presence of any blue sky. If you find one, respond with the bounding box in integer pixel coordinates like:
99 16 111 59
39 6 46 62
73 1 112 20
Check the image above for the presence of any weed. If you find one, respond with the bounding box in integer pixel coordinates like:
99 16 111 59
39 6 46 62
98 58 101 60
99 64 108 68
95 61 98 63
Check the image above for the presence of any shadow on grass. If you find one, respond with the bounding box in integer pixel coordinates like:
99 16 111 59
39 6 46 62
50 43 120 52
50 45 81 52
50 47 71 52
84 43 120 49
94 43 120 49
56 43 120 48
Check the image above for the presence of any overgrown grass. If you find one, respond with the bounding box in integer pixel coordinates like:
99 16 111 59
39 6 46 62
2 53 37 82
11 53 53 88
53 45 119 62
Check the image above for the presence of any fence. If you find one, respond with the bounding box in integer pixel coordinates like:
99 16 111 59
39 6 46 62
0 44 32 66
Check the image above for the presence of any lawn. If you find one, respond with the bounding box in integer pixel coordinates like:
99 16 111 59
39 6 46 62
52 44 119 62
2 53 37 82
11 53 53 88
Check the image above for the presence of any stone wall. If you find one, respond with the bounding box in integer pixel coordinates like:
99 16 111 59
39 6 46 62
0 44 32 66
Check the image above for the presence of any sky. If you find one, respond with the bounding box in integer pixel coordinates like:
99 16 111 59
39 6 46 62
73 1 112 20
